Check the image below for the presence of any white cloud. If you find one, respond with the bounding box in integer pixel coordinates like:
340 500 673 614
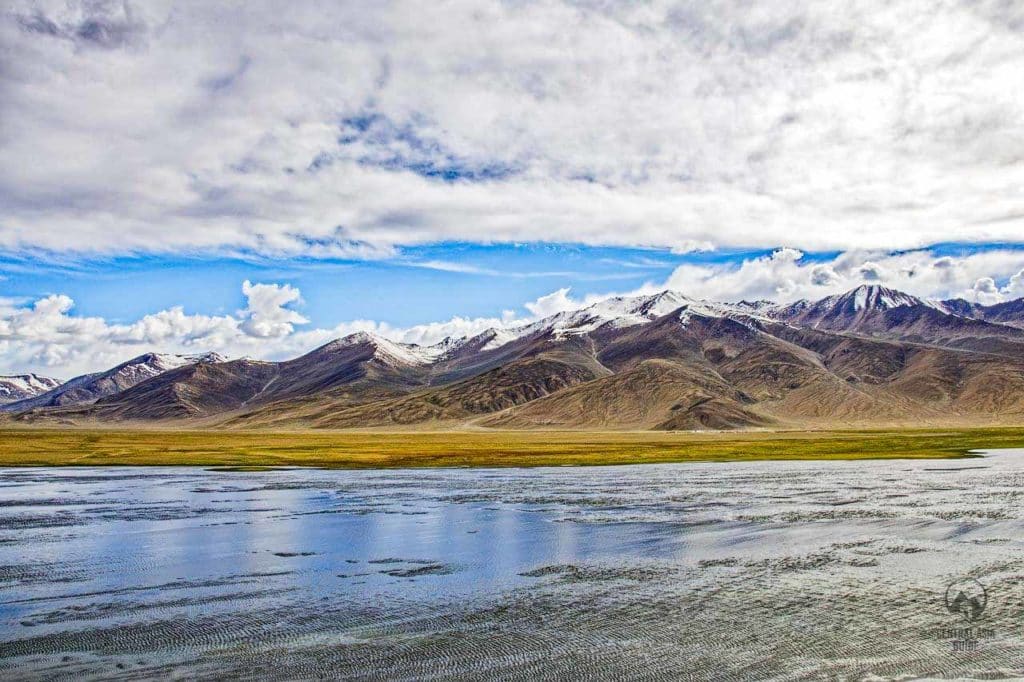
3 1 1024 258
523 288 579 317
1005 269 1024 298
658 248 1024 303
239 280 308 338
4 246 1024 377
809 264 840 287
0 279 526 377
972 277 1002 305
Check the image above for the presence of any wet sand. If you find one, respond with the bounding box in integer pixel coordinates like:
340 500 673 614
2 451 1024 680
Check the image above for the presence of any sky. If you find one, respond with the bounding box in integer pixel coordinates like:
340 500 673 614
3 0 1024 377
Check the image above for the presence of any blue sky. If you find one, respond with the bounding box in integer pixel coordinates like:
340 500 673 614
0 243 795 329
4 1 1024 376
2 242 1021 332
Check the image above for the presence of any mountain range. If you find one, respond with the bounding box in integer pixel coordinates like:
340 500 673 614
5 285 1024 430
0 374 61 404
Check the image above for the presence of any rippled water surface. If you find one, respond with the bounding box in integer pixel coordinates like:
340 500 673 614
3 451 1024 680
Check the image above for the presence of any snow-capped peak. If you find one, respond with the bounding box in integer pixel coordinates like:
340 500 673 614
0 373 62 404
847 285 923 311
427 336 465 354
143 351 223 371
421 335 472 360
325 285 963 365
334 331 378 346
503 290 767 341
182 351 227 364
779 285 929 318
479 327 518 351
332 331 443 366
106 352 221 385
735 299 776 312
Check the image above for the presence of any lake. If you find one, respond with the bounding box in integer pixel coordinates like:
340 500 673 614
2 451 1024 679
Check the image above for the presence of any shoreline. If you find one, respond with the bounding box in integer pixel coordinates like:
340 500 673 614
0 426 1022 469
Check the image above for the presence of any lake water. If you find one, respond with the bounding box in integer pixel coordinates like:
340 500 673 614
3 451 1024 680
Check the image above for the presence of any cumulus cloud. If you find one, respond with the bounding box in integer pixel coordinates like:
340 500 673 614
3 1 1024 258
657 248 1024 303
239 280 307 338
524 288 580 317
0 279 526 377
809 264 840 287
972 277 1002 305
5 246 1024 377
1005 269 1024 298
856 263 886 283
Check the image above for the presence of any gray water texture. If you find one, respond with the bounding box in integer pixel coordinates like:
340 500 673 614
2 451 1024 680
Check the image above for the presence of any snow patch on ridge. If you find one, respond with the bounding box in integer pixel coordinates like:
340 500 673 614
112 352 225 384
328 285 981 364
502 290 770 341
480 328 517 351
334 331 446 366
0 373 61 403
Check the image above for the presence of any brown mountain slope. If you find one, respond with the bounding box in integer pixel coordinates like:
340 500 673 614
219 331 613 428
483 359 771 430
2 352 223 413
775 286 1024 353
10 286 1024 431
26 335 439 424
604 311 899 424
307 356 607 429
250 335 431 405
941 298 1024 329
742 322 1024 424
46 360 281 422
483 314 1024 430
885 351 1024 417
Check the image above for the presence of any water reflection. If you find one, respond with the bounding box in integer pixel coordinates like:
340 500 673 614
2 453 1024 679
